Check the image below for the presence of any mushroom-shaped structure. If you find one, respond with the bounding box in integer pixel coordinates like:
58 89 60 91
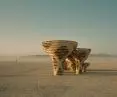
64 48 91 73
42 40 78 76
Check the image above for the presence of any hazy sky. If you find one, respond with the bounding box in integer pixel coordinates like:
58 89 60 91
0 0 117 55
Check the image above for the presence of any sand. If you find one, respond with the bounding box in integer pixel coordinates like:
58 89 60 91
0 56 117 97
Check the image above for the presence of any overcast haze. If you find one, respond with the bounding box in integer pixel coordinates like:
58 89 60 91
0 0 117 55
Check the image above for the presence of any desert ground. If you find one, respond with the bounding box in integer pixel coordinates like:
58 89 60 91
0 56 117 97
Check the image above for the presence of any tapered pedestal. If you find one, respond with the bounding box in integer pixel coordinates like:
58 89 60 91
65 48 91 74
42 40 78 76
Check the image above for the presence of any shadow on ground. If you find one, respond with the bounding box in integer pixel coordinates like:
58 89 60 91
86 69 117 76
0 68 117 77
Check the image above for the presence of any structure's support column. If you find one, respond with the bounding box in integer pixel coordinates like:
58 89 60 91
51 56 58 76
74 58 82 74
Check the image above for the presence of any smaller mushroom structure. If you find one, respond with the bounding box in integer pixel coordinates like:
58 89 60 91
42 40 78 76
64 48 91 74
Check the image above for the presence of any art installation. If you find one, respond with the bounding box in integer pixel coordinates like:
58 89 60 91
64 48 91 73
42 40 91 76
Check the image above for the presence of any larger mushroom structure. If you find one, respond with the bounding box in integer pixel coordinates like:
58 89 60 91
42 40 78 76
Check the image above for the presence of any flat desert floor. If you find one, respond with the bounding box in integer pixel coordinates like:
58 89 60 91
0 56 117 97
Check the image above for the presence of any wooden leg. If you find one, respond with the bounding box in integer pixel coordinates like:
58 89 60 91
57 61 64 75
75 59 82 74
82 62 90 72
51 57 58 76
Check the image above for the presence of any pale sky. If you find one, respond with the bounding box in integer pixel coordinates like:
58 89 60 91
0 0 117 55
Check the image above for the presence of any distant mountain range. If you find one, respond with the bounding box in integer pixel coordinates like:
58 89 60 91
90 54 117 57
26 54 117 57
0 54 117 57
